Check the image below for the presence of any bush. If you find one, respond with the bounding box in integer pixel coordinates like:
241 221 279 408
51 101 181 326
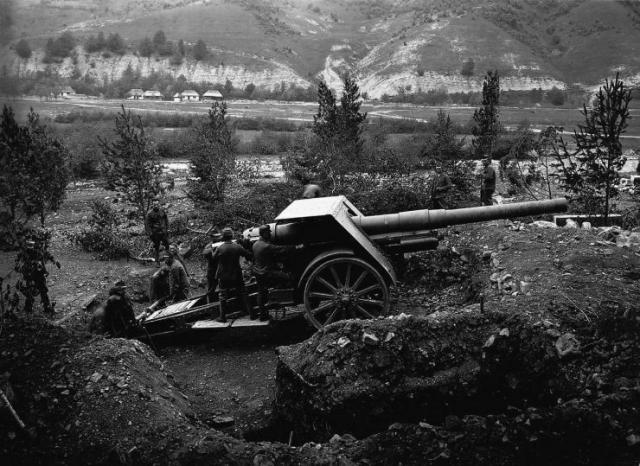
15 39 32 59
68 200 130 260
547 86 566 106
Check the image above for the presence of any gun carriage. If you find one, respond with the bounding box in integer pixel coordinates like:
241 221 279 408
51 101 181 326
141 196 567 335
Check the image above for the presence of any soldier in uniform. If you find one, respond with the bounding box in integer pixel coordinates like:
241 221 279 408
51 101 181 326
210 227 252 323
145 200 169 266
252 225 300 321
149 263 170 306
481 158 496 206
431 165 454 209
203 229 223 304
103 280 138 338
15 235 59 314
165 252 189 302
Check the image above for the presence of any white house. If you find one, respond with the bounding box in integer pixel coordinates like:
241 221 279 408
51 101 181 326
61 86 75 98
201 90 223 102
172 92 181 102
143 90 164 100
180 90 200 102
126 88 144 100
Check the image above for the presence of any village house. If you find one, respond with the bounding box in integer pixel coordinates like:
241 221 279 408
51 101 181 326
201 90 223 102
143 90 164 100
126 88 144 100
61 86 75 98
172 92 181 102
180 90 200 102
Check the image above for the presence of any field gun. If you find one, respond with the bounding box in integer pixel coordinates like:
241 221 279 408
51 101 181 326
241 196 567 329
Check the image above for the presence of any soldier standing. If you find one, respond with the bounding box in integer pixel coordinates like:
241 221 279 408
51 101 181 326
166 253 189 302
145 200 169 266
203 229 222 304
15 235 59 314
431 165 454 209
252 225 300 321
211 227 252 323
481 158 496 206
103 280 137 338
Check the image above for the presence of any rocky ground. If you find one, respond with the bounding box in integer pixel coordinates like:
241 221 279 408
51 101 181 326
1 180 640 464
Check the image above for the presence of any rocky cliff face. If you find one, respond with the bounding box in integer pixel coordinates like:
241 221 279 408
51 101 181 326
6 49 312 91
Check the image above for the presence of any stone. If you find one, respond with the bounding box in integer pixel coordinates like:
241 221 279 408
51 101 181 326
337 337 350 348
582 221 592 230
565 219 578 228
362 332 379 345
531 220 557 229
626 434 640 447
555 333 580 358
209 416 234 428
89 372 103 383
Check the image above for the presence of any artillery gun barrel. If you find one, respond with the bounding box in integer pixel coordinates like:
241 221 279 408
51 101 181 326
353 198 568 236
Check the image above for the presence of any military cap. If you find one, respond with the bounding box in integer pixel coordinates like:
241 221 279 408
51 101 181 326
222 227 234 239
258 224 271 234
113 279 127 289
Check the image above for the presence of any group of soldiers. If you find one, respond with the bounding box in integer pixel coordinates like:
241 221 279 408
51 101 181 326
17 168 496 334
430 158 496 209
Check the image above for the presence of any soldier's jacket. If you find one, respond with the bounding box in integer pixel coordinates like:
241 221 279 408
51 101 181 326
252 239 292 275
211 241 251 282
168 260 189 300
103 292 136 338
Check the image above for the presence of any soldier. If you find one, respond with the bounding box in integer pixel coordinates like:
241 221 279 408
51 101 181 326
165 253 189 302
431 164 454 209
211 227 252 323
15 235 59 314
203 229 222 304
149 264 170 306
145 200 169 266
302 182 322 199
103 280 138 338
252 225 300 321
168 243 189 278
481 158 496 206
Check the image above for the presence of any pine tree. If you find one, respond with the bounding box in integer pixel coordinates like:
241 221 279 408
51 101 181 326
312 80 338 143
187 102 237 203
138 37 153 57
553 73 632 224
192 39 208 61
472 70 500 158
98 106 163 219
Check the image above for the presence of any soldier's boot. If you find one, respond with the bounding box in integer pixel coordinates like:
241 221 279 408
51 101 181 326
217 289 228 323
245 292 258 320
257 288 270 321
24 295 34 313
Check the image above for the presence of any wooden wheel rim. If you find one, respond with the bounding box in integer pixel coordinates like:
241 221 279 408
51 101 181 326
303 257 390 330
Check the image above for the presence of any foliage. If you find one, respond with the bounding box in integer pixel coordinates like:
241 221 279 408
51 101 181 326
99 105 164 220
68 200 130 260
288 75 368 191
187 102 237 204
472 70 501 158
547 86 566 106
138 37 154 57
84 32 106 53
420 109 467 161
0 106 70 243
14 39 31 59
461 58 475 77
43 32 76 62
192 39 208 61
106 33 126 55
553 74 632 223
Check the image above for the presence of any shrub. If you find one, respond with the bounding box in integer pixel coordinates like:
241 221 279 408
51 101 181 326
68 200 130 260
15 39 32 59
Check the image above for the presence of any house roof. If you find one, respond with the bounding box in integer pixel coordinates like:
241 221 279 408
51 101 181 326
173 92 181 97
203 90 223 97
181 90 199 96
127 88 144 95
143 90 163 96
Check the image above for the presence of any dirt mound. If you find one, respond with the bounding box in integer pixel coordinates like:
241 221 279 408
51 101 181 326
0 318 304 465
274 310 640 463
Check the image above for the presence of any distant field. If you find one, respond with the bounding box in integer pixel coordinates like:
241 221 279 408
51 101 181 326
4 97 640 144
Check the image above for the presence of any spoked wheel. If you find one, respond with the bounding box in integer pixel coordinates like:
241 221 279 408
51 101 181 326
303 257 390 330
